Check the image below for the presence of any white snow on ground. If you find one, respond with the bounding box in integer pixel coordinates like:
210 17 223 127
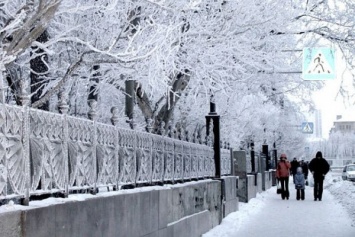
203 172 355 237
325 173 355 226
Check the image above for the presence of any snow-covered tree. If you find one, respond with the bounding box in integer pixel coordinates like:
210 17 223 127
2 0 355 153
0 0 61 104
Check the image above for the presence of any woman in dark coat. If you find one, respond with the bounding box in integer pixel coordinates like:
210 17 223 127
308 151 330 201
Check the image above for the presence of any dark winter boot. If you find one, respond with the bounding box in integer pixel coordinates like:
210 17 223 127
314 186 318 200
301 189 305 200
296 189 300 200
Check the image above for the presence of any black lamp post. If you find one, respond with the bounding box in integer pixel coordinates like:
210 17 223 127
262 143 269 171
250 139 255 173
205 96 221 178
273 131 277 169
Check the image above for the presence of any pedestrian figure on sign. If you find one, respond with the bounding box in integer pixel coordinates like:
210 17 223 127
308 151 330 201
309 53 331 74
276 153 291 200
312 54 324 73
294 167 305 200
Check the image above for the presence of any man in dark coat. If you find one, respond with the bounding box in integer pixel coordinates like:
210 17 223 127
290 157 299 183
299 159 309 180
308 151 330 201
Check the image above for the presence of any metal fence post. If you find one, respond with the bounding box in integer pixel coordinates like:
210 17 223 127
111 107 120 190
88 99 98 194
20 80 30 205
58 89 69 197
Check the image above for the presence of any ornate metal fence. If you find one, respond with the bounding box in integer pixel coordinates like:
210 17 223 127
221 148 232 175
0 105 26 199
0 103 231 203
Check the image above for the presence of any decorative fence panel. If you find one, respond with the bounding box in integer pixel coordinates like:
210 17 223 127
151 134 164 183
183 142 191 180
174 141 184 181
197 146 205 178
0 103 231 203
206 149 215 177
29 109 66 193
67 117 95 190
118 128 136 186
164 138 174 182
135 131 152 184
0 106 6 196
96 123 117 187
190 144 199 179
221 148 231 176
0 105 26 198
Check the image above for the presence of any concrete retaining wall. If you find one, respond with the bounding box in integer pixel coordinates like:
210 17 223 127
0 177 239 237
232 150 275 203
244 171 273 202
264 171 274 190
236 178 247 202
221 176 239 218
246 173 261 202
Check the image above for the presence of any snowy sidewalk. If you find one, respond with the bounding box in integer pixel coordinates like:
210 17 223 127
203 180 355 237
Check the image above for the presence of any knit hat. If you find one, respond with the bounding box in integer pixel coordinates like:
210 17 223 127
280 153 287 159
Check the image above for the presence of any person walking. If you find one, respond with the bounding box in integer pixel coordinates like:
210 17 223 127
290 157 299 183
308 151 330 201
299 159 309 185
276 153 291 200
294 167 306 200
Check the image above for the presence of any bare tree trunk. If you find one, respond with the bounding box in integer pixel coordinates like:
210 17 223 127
125 80 135 129
2 1 61 65
87 65 100 120
134 71 190 133
30 30 49 110
0 71 4 103
154 72 190 129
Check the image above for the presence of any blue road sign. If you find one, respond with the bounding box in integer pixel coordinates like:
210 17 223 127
302 47 336 80
301 122 314 134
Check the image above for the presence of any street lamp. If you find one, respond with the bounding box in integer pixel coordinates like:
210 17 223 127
205 95 221 178
250 138 255 173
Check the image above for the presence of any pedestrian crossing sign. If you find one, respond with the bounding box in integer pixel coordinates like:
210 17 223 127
302 47 336 80
301 122 314 134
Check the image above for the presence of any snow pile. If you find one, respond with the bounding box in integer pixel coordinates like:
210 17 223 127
202 191 268 237
326 174 355 226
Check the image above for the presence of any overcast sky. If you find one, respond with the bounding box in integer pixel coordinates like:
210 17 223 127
311 49 355 139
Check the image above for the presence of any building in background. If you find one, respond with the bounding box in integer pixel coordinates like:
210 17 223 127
314 110 323 138
327 114 355 167
329 115 355 135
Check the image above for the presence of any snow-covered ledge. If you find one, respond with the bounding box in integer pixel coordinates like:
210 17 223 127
0 178 238 237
